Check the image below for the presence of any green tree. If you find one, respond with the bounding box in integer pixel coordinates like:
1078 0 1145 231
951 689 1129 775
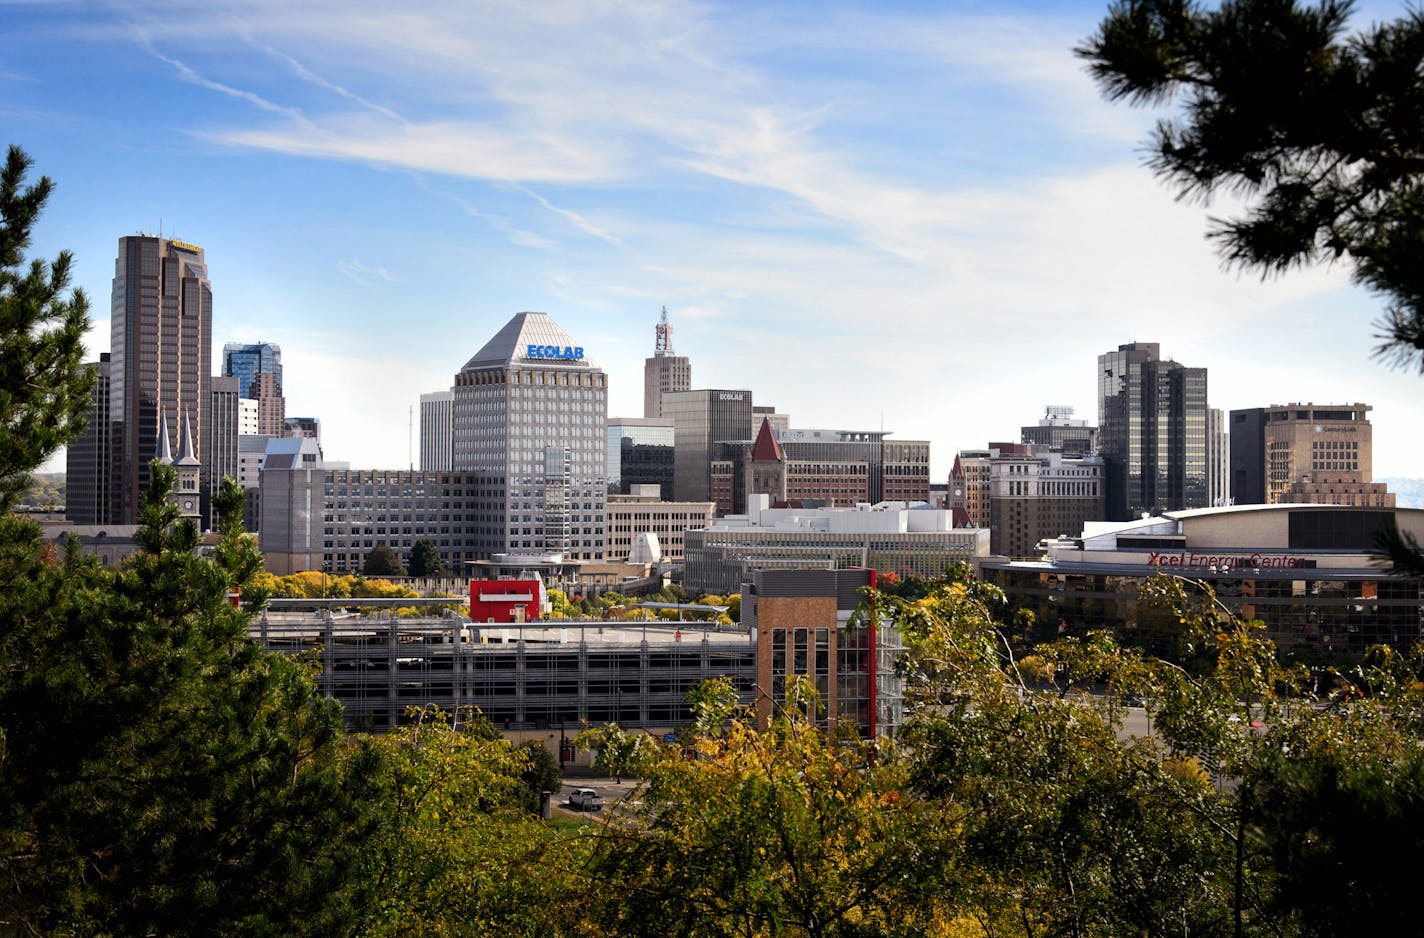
514 739 563 814
354 708 589 936
407 538 442 577
685 675 742 737
574 722 654 784
0 145 92 511
364 542 406 577
1079 0 1424 368
547 587 576 618
586 686 960 937
0 464 386 936
1078 0 1424 572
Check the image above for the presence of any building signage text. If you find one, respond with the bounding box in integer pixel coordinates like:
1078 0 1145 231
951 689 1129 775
1147 552 1308 570
527 344 584 361
718 392 745 401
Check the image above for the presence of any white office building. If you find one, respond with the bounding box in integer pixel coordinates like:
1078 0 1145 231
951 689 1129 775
452 312 608 560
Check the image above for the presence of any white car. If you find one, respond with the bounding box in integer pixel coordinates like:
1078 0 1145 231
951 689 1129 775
568 788 603 811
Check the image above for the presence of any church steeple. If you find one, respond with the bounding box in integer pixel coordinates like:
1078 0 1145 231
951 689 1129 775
169 409 202 524
176 410 200 466
154 411 174 465
746 418 787 504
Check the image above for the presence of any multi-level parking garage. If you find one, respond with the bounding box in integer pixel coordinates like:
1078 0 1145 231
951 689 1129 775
251 611 756 733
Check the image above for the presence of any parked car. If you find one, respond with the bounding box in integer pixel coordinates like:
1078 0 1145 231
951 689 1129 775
568 788 603 812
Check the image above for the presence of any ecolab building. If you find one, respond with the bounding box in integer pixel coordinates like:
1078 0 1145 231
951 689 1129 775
982 504 1424 660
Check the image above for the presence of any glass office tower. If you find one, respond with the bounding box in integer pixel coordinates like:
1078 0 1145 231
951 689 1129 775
1097 342 1208 521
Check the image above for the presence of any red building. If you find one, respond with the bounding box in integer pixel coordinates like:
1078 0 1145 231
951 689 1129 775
468 578 545 623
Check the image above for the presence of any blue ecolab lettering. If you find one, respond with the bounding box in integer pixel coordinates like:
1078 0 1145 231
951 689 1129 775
525 344 585 360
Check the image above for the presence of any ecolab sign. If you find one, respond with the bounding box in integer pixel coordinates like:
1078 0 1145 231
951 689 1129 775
527 344 584 361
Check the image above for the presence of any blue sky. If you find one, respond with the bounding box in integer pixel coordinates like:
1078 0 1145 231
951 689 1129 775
5 0 1421 481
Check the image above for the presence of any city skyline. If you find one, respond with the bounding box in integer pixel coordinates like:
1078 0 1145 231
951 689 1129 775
6 0 1422 482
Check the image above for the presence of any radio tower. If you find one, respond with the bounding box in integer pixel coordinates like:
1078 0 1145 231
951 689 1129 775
654 305 673 355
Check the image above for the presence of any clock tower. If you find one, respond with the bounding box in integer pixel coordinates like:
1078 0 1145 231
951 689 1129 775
155 410 202 525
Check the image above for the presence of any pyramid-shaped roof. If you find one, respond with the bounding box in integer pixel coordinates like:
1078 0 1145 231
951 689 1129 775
460 311 599 372
751 418 785 462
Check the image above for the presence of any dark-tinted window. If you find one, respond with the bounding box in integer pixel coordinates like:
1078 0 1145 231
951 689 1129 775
1289 510 1396 550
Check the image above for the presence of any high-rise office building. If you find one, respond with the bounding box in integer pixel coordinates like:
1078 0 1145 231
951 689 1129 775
110 236 213 525
222 342 282 399
65 354 113 525
643 306 691 419
951 443 1104 555
986 448 1104 558
1229 408 1268 505
1208 407 1228 506
1229 403 1393 507
607 417 675 496
249 371 285 436
664 388 753 505
451 311 607 560
420 390 454 471
205 374 240 528
1097 342 1208 521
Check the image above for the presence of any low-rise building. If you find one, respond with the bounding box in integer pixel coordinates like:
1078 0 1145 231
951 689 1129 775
742 568 904 738
983 504 1424 660
605 485 715 564
684 495 988 595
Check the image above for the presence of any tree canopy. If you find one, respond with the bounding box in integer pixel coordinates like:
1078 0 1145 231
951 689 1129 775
363 542 406 577
1079 0 1424 367
0 145 91 511
1078 0 1424 571
408 538 442 577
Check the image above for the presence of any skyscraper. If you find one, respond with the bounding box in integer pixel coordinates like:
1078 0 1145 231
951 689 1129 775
64 354 112 525
1229 403 1393 507
451 312 607 560
222 342 282 399
205 374 240 527
1097 342 1208 521
419 390 454 471
249 371 285 436
663 388 753 504
110 236 212 525
643 306 691 419
1208 407 1228 506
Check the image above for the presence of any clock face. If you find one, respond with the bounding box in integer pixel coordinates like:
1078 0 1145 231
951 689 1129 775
183 500 194 510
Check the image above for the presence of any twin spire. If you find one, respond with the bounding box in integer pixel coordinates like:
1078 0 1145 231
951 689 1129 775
154 409 200 467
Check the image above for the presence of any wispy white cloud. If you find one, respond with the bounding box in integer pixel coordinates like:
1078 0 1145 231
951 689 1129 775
516 186 625 248
336 258 396 285
134 30 313 127
410 176 556 249
24 0 1420 476
250 40 405 122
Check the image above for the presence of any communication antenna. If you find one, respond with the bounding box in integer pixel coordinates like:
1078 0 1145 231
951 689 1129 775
408 405 413 470
654 305 673 356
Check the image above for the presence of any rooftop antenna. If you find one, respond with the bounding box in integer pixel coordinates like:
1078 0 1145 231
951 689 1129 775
654 305 673 356
408 405 414 470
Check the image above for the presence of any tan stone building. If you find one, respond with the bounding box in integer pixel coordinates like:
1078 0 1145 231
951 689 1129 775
604 486 715 564
1262 403 1394 507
